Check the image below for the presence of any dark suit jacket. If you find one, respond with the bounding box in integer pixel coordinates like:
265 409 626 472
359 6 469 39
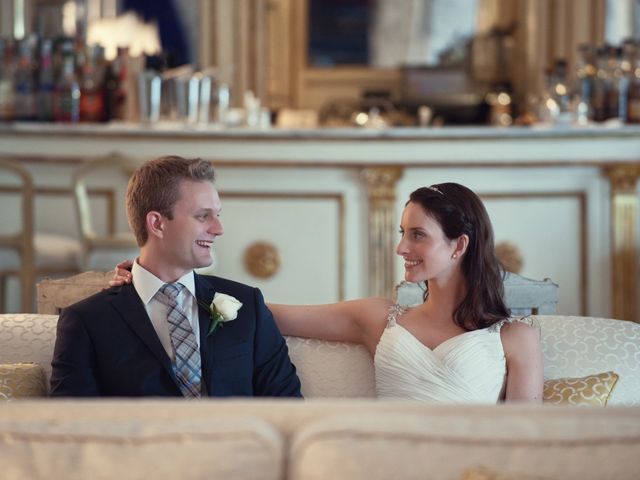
50 274 302 397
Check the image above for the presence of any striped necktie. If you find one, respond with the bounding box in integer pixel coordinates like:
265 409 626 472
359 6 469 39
156 283 202 398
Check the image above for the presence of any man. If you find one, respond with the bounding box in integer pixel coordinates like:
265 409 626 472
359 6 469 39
50 155 301 397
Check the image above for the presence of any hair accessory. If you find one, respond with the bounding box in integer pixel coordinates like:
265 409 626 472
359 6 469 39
428 185 444 196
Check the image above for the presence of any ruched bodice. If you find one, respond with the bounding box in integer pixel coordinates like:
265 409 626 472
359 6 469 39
374 305 507 403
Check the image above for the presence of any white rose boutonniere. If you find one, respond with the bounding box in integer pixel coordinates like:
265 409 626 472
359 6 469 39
199 293 243 336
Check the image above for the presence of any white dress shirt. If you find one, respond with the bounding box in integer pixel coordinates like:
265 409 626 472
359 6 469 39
131 260 201 361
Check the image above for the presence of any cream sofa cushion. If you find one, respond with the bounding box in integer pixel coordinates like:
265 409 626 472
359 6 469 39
289 406 640 480
0 411 283 480
0 314 57 391
1 313 639 404
285 337 375 397
536 316 640 406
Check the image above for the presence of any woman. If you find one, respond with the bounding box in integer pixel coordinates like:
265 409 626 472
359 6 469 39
112 183 543 403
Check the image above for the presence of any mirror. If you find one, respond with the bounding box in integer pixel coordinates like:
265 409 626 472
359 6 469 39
308 0 481 68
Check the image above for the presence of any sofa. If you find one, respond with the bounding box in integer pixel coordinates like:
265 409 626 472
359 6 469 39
1 310 640 480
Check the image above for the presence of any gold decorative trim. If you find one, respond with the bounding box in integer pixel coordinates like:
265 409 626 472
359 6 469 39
220 191 345 301
244 241 281 279
495 241 524 274
602 164 640 322
361 167 403 298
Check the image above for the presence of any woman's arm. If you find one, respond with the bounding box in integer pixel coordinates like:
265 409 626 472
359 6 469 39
110 259 392 347
500 321 544 402
268 297 392 346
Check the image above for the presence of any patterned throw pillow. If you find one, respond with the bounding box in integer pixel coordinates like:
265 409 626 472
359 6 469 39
0 363 47 400
543 371 619 406
462 467 552 480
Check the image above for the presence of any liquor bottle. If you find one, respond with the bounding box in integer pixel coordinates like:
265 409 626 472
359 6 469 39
627 42 640 123
79 45 105 122
37 39 55 122
14 36 37 121
591 47 608 122
114 47 130 120
103 47 128 122
549 60 571 112
485 82 512 127
605 45 623 120
53 40 80 122
102 61 118 122
0 38 16 121
576 44 596 117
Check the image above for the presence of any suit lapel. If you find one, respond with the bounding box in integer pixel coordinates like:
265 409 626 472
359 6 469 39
109 285 177 383
195 274 216 396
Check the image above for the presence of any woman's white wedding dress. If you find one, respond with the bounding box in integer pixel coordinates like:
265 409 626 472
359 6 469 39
374 305 509 403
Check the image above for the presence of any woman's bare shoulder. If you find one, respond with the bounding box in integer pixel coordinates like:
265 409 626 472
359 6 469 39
499 320 541 354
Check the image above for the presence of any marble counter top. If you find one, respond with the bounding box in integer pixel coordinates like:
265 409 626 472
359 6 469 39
2 121 640 140
1 122 639 166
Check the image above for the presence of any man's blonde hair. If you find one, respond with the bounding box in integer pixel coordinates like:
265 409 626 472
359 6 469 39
126 156 215 246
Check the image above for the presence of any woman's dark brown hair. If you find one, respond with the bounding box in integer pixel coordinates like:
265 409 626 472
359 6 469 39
408 183 508 330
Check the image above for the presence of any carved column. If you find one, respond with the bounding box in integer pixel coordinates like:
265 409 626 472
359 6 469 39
361 167 403 298
603 164 640 322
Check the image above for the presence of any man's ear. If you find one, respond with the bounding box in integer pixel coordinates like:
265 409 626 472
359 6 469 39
453 234 469 259
146 211 165 239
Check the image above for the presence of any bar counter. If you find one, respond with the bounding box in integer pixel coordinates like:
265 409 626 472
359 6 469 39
1 122 640 165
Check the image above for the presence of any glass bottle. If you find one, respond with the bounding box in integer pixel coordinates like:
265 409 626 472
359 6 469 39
486 82 512 127
618 40 635 122
576 44 596 119
605 45 623 121
37 39 55 122
0 38 16 121
53 40 80 122
80 45 105 122
103 47 128 122
549 59 572 124
102 61 118 122
14 36 37 121
591 47 608 122
627 42 640 124
114 47 129 120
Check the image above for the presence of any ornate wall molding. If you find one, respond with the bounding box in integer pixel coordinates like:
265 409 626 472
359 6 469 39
361 166 403 298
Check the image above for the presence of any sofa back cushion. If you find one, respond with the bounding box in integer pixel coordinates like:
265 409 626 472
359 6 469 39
0 412 283 480
0 314 58 394
1 313 638 405
536 315 640 406
285 336 375 397
288 407 640 480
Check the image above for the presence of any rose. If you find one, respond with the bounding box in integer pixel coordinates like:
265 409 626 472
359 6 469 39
200 293 243 336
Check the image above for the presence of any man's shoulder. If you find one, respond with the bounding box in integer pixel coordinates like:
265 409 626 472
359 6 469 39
61 285 130 316
197 274 257 294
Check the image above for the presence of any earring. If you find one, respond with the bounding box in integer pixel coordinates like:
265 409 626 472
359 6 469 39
452 253 458 259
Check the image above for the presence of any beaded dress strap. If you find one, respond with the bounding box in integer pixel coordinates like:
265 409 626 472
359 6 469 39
487 314 539 333
386 304 407 328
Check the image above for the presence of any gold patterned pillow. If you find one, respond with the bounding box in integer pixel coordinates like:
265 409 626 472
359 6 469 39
462 467 552 480
543 371 618 406
0 363 47 400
